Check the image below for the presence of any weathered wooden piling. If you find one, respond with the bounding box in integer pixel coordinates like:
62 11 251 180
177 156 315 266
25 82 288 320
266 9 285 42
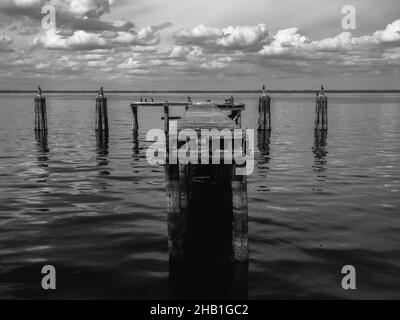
95 89 108 134
34 94 47 132
164 104 169 134
231 163 249 262
131 104 138 135
314 87 328 131
258 94 271 132
164 163 185 260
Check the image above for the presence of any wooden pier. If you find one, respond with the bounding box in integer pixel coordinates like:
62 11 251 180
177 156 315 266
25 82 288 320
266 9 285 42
163 103 249 263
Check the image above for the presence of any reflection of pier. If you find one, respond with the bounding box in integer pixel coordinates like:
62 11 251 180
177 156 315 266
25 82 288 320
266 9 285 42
95 131 110 176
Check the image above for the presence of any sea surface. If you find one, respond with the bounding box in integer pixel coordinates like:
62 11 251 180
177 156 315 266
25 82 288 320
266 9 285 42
0 92 399 299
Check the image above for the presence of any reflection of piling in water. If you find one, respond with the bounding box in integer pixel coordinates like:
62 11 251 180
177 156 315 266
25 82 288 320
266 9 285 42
35 130 49 164
95 92 109 134
167 162 248 299
314 89 328 131
312 130 328 180
257 129 271 155
96 131 109 157
132 132 139 156
34 95 47 132
169 256 248 299
314 129 327 150
96 131 110 178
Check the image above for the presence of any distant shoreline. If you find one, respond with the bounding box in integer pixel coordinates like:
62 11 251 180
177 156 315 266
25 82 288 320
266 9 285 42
1 90 400 94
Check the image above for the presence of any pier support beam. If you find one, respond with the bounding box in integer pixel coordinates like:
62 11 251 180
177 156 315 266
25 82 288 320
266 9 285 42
34 95 47 132
258 95 271 132
231 163 249 262
165 163 184 260
95 92 108 134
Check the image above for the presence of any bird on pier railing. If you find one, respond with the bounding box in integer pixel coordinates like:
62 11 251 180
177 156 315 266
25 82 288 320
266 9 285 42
37 85 42 96
140 97 143 102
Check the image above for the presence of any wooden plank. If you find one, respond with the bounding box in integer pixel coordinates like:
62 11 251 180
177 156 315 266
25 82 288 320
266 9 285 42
131 102 190 107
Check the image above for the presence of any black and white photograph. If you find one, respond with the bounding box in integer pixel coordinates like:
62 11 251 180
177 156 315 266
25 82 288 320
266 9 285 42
0 0 400 307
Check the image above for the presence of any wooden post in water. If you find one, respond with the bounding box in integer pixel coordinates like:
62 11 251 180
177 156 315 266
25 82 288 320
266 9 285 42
164 104 170 134
232 162 249 262
165 163 184 260
315 86 328 131
34 86 47 132
258 86 271 132
95 87 108 134
131 104 139 135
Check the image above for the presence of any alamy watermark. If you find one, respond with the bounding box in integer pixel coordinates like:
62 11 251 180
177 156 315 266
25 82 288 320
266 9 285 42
341 265 356 290
341 5 356 30
41 4 56 31
41 265 56 290
145 121 255 176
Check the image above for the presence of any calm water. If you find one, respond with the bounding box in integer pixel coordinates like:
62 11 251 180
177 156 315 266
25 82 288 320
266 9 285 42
0 92 399 299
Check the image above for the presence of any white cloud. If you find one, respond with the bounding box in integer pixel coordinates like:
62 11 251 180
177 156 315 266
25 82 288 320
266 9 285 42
374 20 400 44
175 23 269 51
259 19 400 58
32 23 168 50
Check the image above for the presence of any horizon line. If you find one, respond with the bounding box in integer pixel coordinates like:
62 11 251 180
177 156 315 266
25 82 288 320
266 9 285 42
1 89 400 94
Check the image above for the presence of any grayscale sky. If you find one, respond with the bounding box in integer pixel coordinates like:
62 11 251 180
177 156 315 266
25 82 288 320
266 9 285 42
0 0 399 90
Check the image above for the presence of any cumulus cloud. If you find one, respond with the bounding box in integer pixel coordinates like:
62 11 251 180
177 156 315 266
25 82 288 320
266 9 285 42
174 23 269 52
1 0 114 18
259 19 400 58
0 0 135 34
32 22 171 50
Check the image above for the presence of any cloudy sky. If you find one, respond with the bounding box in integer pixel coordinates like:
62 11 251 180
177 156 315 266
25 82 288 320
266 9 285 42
0 0 400 90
